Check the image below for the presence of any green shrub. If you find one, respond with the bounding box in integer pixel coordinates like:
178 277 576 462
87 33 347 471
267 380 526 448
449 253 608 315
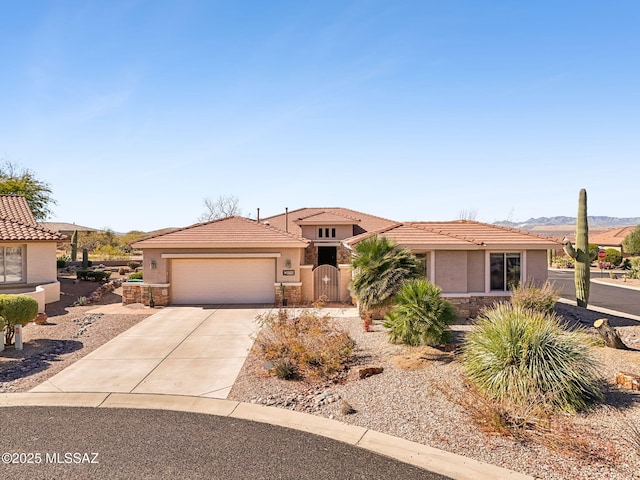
128 271 143 280
461 303 603 414
510 280 559 315
552 256 574 269
128 262 141 271
383 279 456 346
0 294 39 345
628 257 640 279
255 309 355 379
604 248 622 266
56 255 71 268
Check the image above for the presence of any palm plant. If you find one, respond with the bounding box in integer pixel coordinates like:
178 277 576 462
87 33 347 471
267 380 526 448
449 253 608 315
383 279 456 346
349 235 421 316
461 303 603 414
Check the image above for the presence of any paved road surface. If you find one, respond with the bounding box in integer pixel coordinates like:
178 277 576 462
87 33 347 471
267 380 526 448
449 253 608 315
0 407 449 480
548 270 640 318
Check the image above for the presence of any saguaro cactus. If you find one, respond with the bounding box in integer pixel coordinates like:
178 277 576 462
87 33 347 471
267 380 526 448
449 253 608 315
563 189 590 307
70 230 78 262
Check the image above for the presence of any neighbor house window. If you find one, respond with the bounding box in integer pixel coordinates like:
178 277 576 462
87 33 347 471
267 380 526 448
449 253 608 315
318 228 323 238
0 246 24 283
490 252 521 291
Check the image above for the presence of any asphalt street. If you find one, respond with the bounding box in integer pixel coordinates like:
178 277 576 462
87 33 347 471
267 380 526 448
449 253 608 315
548 269 640 317
0 406 449 480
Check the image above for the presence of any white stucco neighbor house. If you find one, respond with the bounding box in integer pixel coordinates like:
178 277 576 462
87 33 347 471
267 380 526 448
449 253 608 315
126 207 560 318
0 195 67 312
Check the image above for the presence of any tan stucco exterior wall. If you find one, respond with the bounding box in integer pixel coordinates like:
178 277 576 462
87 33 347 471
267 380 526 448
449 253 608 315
301 224 353 241
26 242 60 304
434 251 468 293
526 250 549 285
466 250 485 292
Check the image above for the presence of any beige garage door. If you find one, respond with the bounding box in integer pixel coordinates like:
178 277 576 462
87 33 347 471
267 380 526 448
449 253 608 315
171 258 275 304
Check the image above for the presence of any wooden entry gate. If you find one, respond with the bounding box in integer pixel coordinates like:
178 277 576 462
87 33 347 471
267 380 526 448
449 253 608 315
313 264 340 302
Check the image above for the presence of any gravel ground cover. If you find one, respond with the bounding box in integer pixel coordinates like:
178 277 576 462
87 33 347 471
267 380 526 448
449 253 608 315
0 274 154 392
229 300 640 480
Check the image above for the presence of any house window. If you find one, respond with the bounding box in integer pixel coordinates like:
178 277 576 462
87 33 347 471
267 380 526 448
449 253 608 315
490 252 521 291
331 228 336 238
415 253 430 280
0 246 24 283
318 228 323 238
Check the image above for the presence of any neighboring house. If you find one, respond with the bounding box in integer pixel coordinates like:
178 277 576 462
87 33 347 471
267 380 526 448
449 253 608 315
589 226 637 253
0 195 67 311
38 222 98 238
128 207 560 317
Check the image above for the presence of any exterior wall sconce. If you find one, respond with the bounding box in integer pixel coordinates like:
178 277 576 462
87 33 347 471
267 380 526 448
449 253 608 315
150 260 157 270
285 259 292 268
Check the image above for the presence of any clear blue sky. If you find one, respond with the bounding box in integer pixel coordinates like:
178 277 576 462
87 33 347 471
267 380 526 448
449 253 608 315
1 1 638 232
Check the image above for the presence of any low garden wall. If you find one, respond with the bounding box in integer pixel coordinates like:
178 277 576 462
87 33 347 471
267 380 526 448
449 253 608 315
445 294 511 319
122 282 170 307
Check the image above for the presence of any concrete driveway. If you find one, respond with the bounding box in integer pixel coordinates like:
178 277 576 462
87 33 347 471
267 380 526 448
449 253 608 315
31 307 262 398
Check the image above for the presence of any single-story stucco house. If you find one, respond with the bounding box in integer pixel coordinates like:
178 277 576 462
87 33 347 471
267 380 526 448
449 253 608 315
0 194 67 311
127 207 560 317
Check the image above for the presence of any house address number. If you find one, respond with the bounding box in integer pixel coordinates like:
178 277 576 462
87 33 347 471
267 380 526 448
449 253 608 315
282 270 295 276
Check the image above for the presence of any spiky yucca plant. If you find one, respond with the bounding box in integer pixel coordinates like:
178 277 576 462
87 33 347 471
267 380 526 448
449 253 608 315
349 235 420 316
462 303 603 413
383 279 456 346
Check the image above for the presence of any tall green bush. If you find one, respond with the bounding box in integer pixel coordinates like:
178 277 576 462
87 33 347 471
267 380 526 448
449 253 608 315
628 257 640 279
623 225 640 255
383 279 456 346
461 303 603 413
604 248 622 266
1 294 39 345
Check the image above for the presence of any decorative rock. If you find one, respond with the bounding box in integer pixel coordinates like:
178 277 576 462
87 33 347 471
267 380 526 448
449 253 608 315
34 313 48 325
358 366 384 379
615 371 640 390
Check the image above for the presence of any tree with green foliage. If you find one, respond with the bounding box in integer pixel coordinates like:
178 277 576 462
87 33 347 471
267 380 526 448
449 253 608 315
563 189 590 307
383 279 456 346
349 235 421 317
1 294 39 345
623 224 640 255
0 161 56 220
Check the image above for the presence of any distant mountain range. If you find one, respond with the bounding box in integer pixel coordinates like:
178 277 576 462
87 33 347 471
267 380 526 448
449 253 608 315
495 216 640 230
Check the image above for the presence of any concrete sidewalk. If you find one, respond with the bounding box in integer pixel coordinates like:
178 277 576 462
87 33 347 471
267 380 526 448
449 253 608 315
31 307 262 398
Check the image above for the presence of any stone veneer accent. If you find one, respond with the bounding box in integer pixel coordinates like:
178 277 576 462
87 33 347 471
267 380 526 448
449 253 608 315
446 295 510 319
275 284 302 306
122 283 170 307
304 244 352 268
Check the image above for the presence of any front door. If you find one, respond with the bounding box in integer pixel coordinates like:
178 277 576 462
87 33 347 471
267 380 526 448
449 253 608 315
317 246 337 267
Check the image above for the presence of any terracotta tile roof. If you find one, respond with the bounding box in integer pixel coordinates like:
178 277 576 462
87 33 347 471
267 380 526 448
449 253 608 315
264 207 397 236
295 211 361 225
0 194 66 241
0 194 37 226
133 216 309 248
589 226 637 247
344 220 560 250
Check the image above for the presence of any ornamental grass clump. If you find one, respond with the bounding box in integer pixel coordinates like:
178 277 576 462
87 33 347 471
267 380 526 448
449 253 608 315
255 309 355 379
383 279 456 346
461 303 603 414
509 279 559 315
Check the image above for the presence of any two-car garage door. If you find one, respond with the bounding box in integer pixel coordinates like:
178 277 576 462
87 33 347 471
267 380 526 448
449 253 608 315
171 258 275 304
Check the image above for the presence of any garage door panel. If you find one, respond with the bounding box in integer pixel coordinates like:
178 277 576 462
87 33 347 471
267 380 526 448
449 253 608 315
171 259 275 304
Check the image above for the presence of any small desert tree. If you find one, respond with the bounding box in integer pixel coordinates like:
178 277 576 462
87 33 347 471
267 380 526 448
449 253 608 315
623 225 640 255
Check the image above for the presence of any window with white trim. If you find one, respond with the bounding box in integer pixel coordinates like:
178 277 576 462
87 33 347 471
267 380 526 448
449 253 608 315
0 246 24 283
490 252 521 291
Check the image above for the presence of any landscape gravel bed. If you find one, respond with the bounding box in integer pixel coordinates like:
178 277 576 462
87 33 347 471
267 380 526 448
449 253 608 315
229 305 640 480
